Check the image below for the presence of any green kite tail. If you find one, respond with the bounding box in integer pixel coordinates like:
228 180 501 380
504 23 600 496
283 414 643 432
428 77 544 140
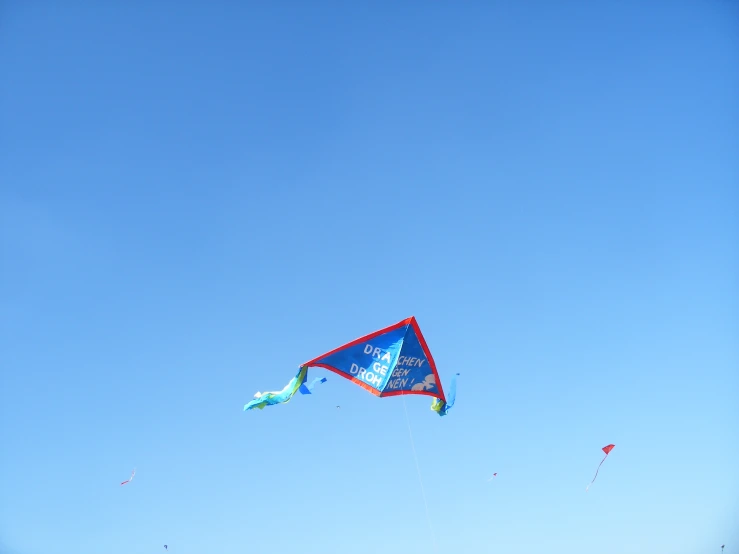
243 365 308 411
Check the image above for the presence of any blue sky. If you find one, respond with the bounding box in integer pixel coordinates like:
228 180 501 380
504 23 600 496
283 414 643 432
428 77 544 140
1 1 737 553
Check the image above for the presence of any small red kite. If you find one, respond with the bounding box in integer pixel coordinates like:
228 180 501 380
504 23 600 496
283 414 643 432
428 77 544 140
586 444 614 492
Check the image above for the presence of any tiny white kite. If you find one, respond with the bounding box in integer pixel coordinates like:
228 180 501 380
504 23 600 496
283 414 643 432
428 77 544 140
120 469 136 486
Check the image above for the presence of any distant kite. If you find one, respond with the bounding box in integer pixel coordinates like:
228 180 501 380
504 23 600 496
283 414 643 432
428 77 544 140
487 473 498 481
120 469 136 486
164 546 168 551
586 444 615 491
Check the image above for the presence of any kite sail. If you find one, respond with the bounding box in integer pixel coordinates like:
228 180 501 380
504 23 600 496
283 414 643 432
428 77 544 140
243 317 459 416
586 444 615 491
487 472 498 481
120 469 136 486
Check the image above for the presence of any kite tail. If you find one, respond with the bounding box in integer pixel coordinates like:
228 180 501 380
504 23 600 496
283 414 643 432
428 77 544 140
585 454 608 492
243 366 308 411
431 372 460 416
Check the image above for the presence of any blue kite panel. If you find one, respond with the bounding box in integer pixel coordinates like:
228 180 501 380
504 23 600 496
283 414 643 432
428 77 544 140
381 325 439 397
307 324 408 393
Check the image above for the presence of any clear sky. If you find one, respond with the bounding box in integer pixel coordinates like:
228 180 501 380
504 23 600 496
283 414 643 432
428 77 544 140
1 2 737 553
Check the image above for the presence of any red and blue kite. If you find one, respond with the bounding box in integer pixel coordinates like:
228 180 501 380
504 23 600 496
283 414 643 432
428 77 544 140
243 317 459 416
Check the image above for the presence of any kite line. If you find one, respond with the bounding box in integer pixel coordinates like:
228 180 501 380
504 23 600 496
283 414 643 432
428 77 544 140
402 392 438 553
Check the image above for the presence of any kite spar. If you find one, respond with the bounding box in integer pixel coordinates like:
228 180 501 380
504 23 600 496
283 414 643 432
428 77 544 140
586 444 615 491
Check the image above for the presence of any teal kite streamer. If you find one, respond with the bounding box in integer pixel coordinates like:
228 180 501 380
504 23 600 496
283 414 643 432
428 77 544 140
244 366 308 411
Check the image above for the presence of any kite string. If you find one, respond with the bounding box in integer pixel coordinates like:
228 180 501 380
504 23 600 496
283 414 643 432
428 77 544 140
401 393 438 553
586 454 608 492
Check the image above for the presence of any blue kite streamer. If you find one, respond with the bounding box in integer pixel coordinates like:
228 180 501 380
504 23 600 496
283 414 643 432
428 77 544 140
431 372 460 416
299 376 327 395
